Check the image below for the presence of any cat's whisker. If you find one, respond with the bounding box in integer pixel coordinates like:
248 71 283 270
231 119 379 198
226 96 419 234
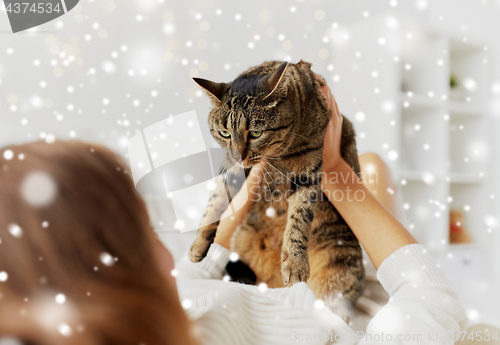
261 163 279 191
262 155 282 160
286 131 308 140
221 170 229 189
258 164 274 208
261 163 284 211
265 161 300 188
222 167 234 192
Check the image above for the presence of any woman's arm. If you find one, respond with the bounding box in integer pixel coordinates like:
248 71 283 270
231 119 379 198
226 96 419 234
317 72 417 270
321 159 417 270
359 244 468 344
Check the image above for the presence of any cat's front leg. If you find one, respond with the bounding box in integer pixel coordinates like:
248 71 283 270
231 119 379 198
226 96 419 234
189 175 231 262
281 184 320 285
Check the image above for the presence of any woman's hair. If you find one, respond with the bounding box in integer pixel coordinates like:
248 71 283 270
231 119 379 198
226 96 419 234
0 141 194 345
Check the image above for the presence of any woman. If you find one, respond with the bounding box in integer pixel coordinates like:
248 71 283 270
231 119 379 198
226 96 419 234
0 80 467 344
0 141 197 345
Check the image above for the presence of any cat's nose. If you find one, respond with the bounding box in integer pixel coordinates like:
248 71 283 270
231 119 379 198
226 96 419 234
233 154 243 164
231 149 246 163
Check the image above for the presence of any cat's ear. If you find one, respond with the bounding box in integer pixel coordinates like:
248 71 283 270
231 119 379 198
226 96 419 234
262 61 288 101
193 77 227 106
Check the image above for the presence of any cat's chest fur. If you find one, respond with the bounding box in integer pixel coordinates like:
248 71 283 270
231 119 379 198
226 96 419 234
230 162 308 288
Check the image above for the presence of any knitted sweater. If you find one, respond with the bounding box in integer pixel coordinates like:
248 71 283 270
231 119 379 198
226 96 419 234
175 243 468 344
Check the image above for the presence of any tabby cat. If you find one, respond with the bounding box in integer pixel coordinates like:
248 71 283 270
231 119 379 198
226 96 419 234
189 60 365 320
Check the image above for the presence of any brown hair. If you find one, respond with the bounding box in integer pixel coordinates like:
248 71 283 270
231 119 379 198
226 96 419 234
0 140 195 345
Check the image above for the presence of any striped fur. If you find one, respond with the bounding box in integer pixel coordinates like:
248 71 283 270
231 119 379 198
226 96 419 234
189 61 365 321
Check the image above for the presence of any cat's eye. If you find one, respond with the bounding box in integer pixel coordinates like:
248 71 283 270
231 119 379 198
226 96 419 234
249 130 263 138
219 130 231 138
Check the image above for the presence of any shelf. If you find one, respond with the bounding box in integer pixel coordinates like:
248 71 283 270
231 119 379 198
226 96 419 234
449 38 484 58
401 171 484 185
449 37 489 107
448 173 484 184
431 243 487 281
428 243 481 254
400 92 443 110
449 183 488 246
448 243 482 251
400 170 424 181
448 101 485 117
400 171 484 185
400 170 440 184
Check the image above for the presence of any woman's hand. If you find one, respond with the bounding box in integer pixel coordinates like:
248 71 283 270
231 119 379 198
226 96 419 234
312 72 344 173
214 166 263 249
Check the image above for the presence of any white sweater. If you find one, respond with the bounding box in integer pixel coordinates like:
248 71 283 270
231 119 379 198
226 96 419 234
175 244 468 344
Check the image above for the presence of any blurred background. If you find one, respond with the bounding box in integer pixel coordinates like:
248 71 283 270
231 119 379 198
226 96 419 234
1 0 499 328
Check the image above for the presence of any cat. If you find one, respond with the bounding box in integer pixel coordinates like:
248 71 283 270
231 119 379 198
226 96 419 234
189 60 365 320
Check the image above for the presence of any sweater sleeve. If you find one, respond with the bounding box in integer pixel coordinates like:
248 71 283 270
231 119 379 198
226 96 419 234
358 244 468 345
175 243 231 282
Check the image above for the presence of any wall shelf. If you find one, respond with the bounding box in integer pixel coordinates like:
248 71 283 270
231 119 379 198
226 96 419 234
448 173 484 184
448 101 485 117
400 170 442 183
449 243 482 251
400 92 444 110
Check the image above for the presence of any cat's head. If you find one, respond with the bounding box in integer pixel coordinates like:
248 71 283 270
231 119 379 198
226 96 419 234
193 61 300 168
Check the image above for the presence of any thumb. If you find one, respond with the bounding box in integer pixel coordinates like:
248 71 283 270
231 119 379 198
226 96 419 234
220 165 262 222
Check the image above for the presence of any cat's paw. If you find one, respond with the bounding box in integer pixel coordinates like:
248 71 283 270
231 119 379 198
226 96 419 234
189 227 217 262
281 251 310 286
323 296 351 324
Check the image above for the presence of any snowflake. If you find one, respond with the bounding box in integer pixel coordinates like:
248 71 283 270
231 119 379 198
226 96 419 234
58 323 72 337
181 299 193 309
55 293 66 304
265 207 276 218
313 299 324 309
8 224 23 238
229 252 239 262
20 171 57 207
100 252 114 267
